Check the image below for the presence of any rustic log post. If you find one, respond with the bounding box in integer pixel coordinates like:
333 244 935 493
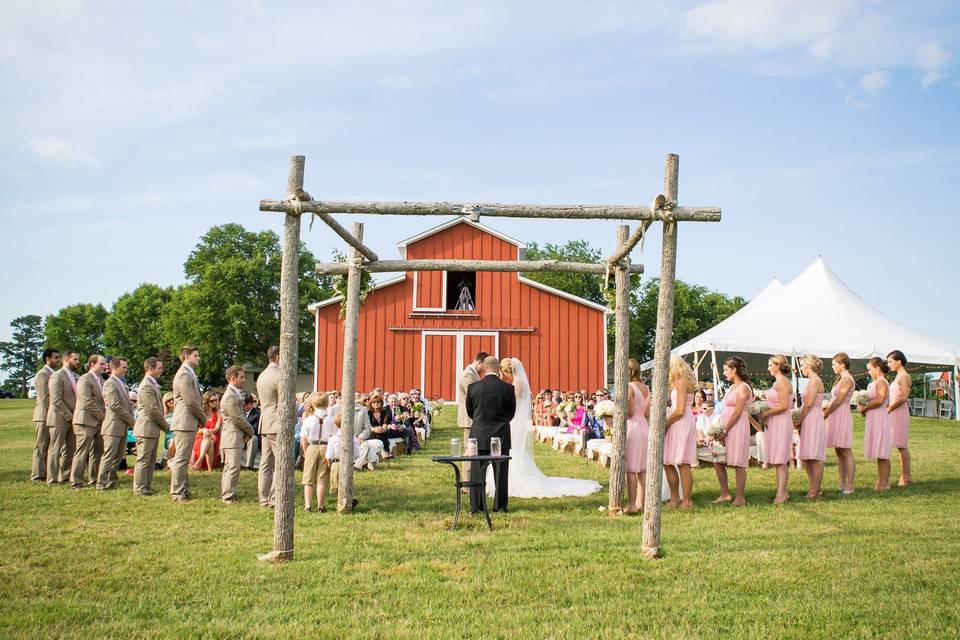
641 153 680 559
259 154 303 563
315 259 644 275
607 225 631 517
336 222 364 513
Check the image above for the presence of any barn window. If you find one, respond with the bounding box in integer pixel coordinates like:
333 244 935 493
447 271 476 311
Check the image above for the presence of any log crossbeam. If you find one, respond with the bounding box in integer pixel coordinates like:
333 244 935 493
315 258 645 275
260 199 720 222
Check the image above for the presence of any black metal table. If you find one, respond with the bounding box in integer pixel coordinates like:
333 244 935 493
432 455 511 531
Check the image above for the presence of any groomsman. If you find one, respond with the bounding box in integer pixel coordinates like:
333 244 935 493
31 348 59 481
97 357 135 490
71 354 107 488
457 351 488 484
133 357 167 496
47 350 78 483
256 345 280 508
220 365 253 503
170 346 205 502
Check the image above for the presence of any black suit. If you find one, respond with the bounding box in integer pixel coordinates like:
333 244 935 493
466 375 516 512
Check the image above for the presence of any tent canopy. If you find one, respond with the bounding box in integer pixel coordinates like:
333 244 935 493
643 258 959 375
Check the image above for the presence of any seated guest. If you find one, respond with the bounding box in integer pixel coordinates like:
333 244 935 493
191 392 221 471
387 402 420 453
158 393 176 469
326 413 363 491
409 388 430 435
354 399 380 471
579 401 604 455
692 389 706 417
300 393 332 512
243 393 260 470
696 401 725 464
571 392 586 430
367 395 393 456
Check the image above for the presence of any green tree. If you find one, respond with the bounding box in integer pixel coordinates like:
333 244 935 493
104 284 175 385
522 240 608 305
161 224 333 386
44 303 108 360
628 279 747 364
0 315 45 397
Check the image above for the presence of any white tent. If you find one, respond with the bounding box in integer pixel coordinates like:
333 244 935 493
644 258 959 417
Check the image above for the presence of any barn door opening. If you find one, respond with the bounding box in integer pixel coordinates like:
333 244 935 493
421 332 498 402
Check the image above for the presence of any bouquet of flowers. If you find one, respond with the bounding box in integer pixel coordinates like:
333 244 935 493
748 400 768 417
791 408 802 424
821 398 831 410
851 390 869 407
594 399 616 419
430 399 444 417
603 423 613 438
563 401 576 414
707 423 726 439
412 402 424 413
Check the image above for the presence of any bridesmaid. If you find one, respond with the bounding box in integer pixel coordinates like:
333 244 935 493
886 350 912 486
663 355 697 508
624 358 650 514
715 356 752 506
859 357 891 491
796 355 826 499
759 355 794 504
823 352 856 494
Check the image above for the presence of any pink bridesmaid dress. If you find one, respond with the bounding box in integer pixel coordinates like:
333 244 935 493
721 383 751 467
798 392 826 461
888 382 910 449
663 388 697 466
863 381 891 460
625 382 649 473
764 386 794 465
825 378 854 449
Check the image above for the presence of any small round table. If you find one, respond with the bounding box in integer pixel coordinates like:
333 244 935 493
431 455 511 531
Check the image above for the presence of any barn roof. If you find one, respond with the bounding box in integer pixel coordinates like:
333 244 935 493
396 216 526 259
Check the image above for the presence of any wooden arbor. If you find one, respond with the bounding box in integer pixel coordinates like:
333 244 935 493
258 154 720 561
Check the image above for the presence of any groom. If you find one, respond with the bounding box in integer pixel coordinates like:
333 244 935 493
466 356 516 513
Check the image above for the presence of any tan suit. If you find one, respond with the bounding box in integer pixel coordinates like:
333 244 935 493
255 362 280 506
133 375 168 495
170 364 205 499
97 376 134 489
31 366 54 481
71 371 105 487
457 364 481 483
46 367 77 483
220 386 253 501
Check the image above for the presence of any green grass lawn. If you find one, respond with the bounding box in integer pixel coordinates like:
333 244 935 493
1 398 958 639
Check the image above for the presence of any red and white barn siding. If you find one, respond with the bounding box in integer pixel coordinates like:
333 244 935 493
311 218 609 401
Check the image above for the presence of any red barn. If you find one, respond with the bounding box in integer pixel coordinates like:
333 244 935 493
310 217 609 400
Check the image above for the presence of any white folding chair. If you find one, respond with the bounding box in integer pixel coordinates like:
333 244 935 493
939 401 955 420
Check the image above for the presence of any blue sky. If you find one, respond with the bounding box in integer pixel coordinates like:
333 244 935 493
1 1 958 348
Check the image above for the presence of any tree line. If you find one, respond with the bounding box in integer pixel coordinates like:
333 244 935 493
1 232 746 397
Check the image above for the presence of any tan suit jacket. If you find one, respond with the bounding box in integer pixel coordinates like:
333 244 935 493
33 366 53 423
172 365 205 432
256 362 280 436
457 364 481 429
47 367 77 428
73 371 105 427
220 386 253 449
102 376 135 437
134 375 168 439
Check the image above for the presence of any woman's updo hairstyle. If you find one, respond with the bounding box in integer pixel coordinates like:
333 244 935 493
499 358 513 377
833 352 851 370
886 349 908 366
868 356 890 375
628 358 642 382
799 354 822 374
769 354 791 376
723 356 749 383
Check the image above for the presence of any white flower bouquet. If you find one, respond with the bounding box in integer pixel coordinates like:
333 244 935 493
707 424 726 439
851 390 869 407
748 400 768 417
791 408 802 425
594 399 616 419
821 398 831 410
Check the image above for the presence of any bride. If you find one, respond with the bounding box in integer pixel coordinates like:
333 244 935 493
487 358 602 499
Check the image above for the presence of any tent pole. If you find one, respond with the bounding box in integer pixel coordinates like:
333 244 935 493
711 350 719 397
954 364 959 421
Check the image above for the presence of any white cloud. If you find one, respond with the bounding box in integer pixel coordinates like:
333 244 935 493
684 0 857 51
860 71 889 94
27 136 98 169
918 41 949 87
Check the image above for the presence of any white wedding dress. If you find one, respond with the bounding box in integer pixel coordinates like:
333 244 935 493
486 359 602 499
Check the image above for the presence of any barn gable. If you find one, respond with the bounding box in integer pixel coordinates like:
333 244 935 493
310 217 610 398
